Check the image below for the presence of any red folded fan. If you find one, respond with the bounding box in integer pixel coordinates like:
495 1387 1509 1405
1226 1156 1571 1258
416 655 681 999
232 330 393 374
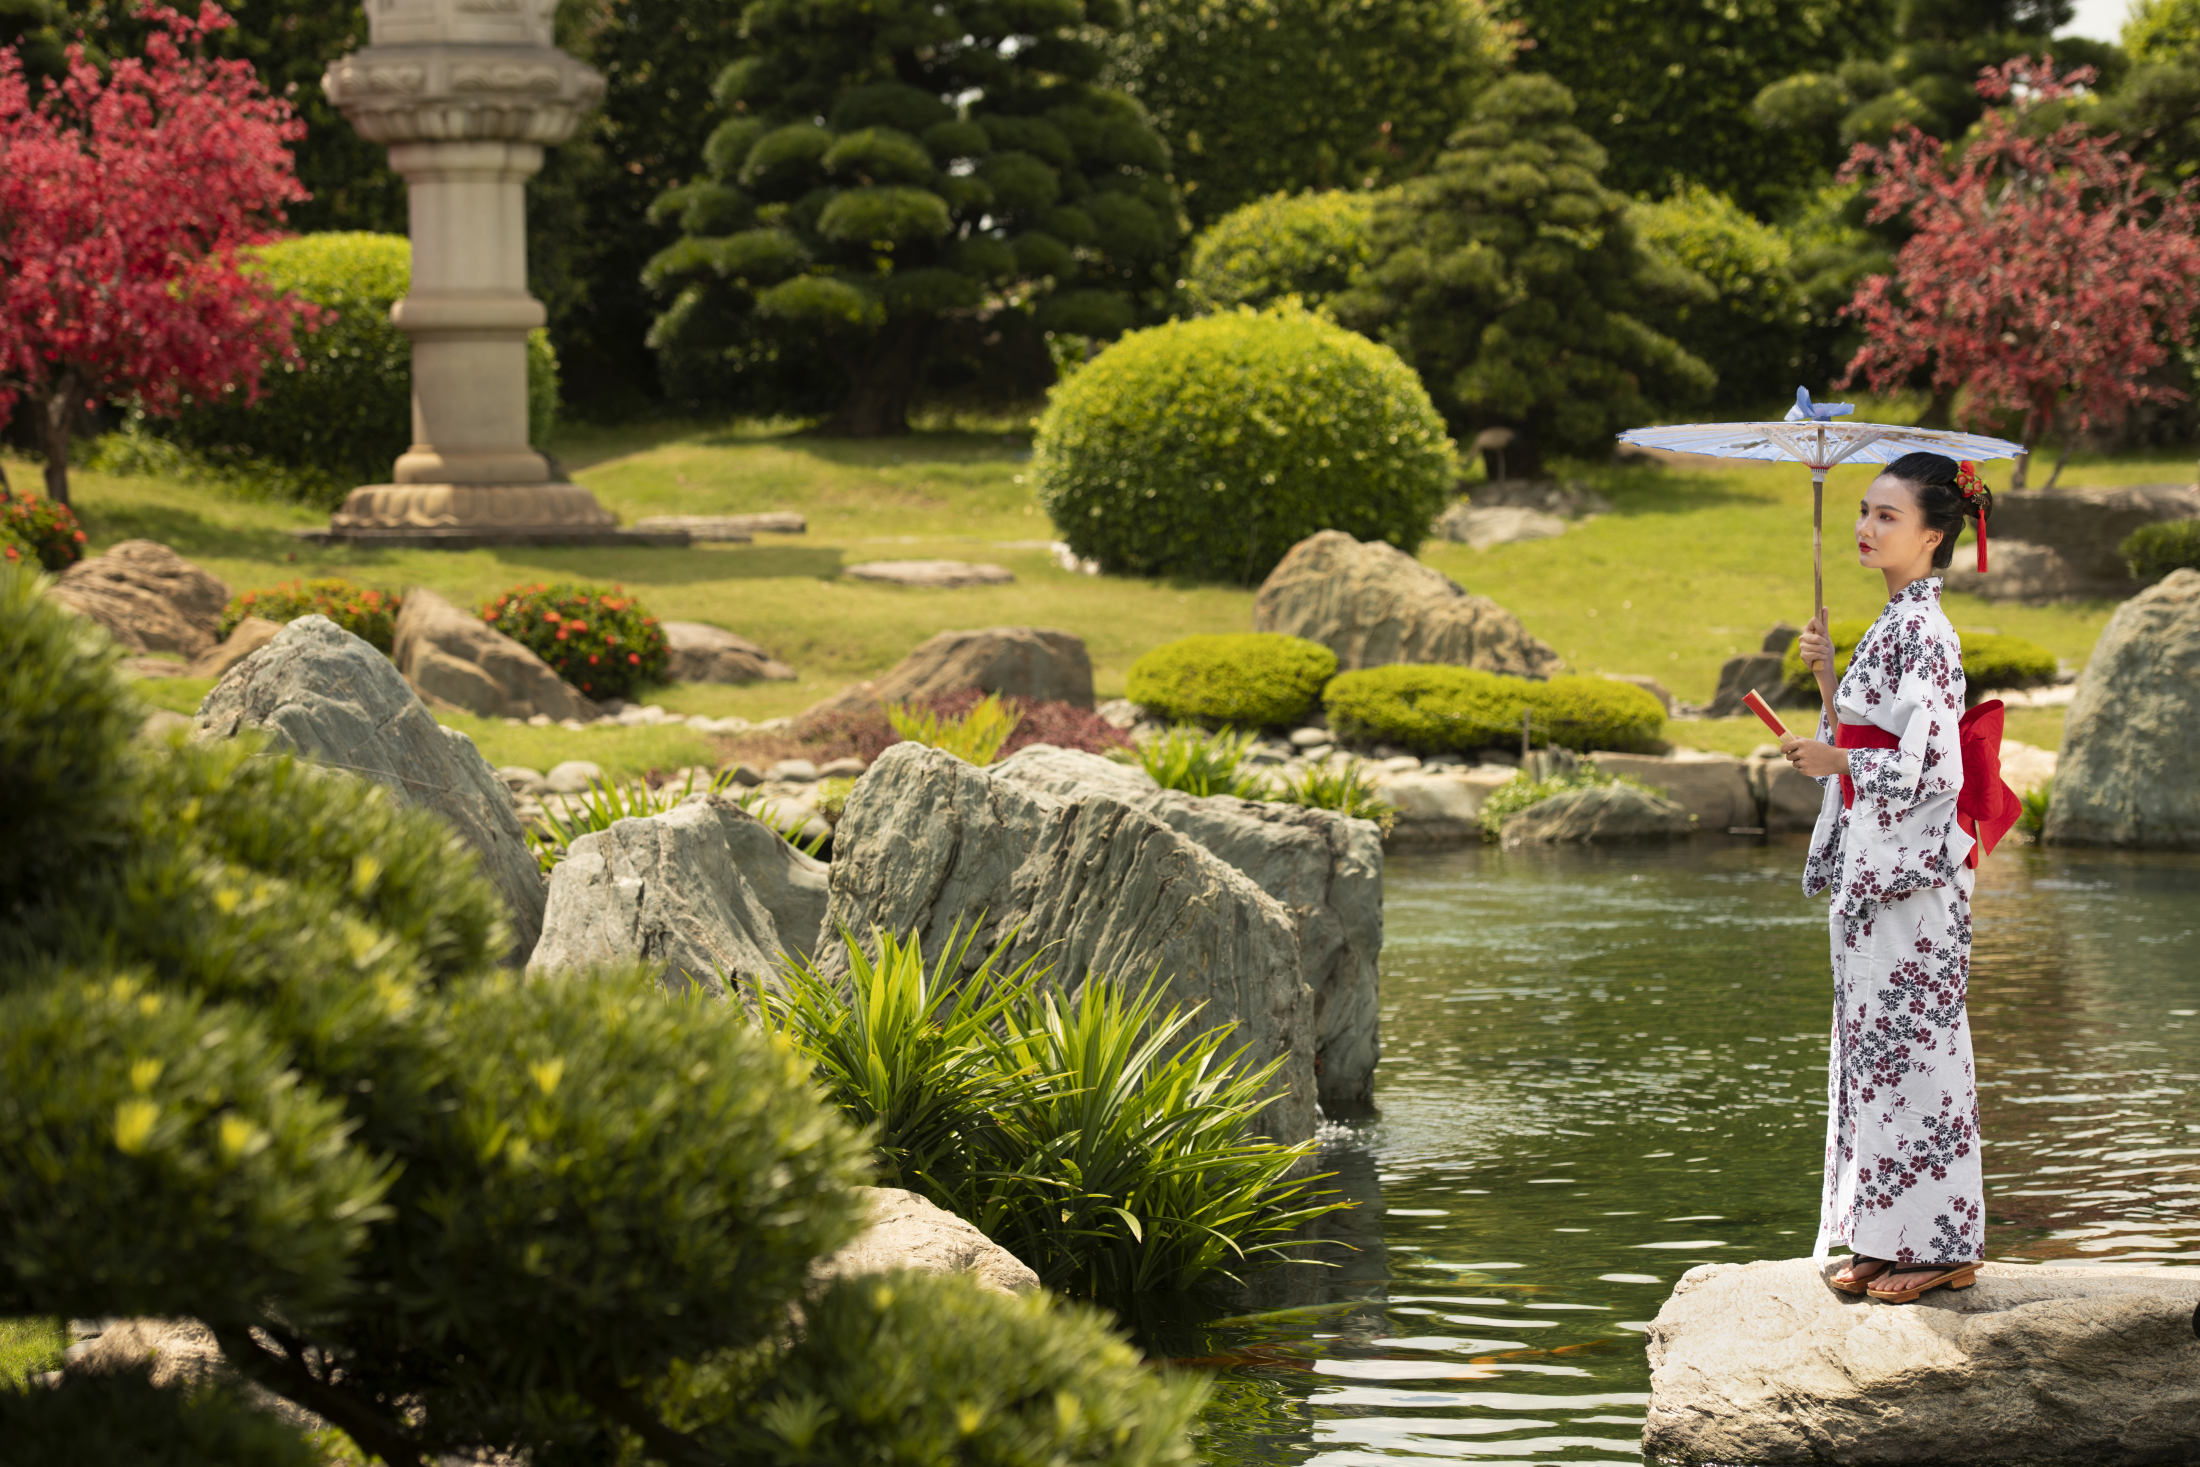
1834 701 2020 867
1742 689 1789 737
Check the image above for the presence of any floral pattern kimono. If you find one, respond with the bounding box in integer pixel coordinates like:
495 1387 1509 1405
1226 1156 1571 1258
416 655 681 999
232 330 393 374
1803 576 1984 1264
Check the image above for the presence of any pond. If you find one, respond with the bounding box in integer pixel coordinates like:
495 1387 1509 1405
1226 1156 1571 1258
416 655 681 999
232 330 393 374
1155 838 2200 1467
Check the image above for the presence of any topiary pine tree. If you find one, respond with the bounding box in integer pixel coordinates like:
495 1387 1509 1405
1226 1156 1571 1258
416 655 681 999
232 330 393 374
643 0 1183 436
1332 74 1713 479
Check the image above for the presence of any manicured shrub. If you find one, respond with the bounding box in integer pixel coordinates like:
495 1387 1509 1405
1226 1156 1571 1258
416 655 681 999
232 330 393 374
1033 309 1456 582
155 234 560 508
1127 633 1338 727
1780 619 2058 702
0 486 86 570
479 581 669 701
1323 666 1667 754
221 578 401 654
1 561 1201 1467
2123 518 2200 580
1188 190 1375 312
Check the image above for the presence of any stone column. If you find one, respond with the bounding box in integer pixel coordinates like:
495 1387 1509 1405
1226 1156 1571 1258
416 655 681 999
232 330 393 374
318 0 634 543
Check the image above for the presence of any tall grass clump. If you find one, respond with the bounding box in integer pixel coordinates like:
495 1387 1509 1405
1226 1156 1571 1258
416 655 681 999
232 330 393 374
528 769 824 871
756 929 1339 1296
1271 758 1396 833
1121 725 1273 799
885 691 1022 765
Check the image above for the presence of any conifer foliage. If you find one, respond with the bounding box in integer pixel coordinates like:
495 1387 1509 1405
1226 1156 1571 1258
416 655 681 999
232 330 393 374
643 0 1182 436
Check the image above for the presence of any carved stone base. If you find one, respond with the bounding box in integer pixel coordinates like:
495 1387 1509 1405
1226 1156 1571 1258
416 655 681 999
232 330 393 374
331 481 617 532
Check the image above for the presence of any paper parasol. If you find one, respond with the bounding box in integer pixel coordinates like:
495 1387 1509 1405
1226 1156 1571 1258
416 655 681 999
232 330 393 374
1615 387 2023 615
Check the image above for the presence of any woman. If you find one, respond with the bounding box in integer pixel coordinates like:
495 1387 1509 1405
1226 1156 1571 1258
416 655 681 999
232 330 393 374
1780 451 1995 1304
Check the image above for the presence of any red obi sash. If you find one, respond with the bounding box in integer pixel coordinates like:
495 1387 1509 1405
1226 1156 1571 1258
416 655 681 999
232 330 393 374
1835 701 2021 868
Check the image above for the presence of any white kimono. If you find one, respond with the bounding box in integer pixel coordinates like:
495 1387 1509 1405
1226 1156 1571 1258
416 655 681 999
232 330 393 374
1802 577 1984 1264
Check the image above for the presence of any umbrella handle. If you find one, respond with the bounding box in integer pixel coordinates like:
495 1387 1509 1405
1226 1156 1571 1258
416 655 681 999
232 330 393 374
1811 466 1825 628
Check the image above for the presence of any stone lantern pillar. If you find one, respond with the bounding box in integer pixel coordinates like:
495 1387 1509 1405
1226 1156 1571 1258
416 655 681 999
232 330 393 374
318 0 639 544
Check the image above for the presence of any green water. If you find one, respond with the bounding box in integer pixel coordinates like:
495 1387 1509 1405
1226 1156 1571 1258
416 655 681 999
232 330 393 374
1161 838 2200 1467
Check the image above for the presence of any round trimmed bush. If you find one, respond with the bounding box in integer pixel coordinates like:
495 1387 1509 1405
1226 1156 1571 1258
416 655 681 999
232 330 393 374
1781 619 2057 704
1127 633 1338 727
1188 190 1375 312
222 579 402 655
0 487 86 570
479 582 669 702
1323 666 1666 754
2123 518 2200 581
1033 308 1456 583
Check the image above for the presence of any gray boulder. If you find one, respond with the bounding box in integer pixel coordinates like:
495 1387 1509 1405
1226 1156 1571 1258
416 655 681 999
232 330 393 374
824 742 1316 1145
664 620 797 684
527 791 829 996
1379 768 1517 847
49 540 228 658
1433 503 1569 550
393 586 599 722
813 1187 1038 1296
1252 530 1561 676
2045 567 2200 848
1747 747 1828 833
991 745 1382 1108
1948 484 2199 601
1588 753 1756 832
186 616 283 681
192 615 547 958
1646 1256 2200 1466
1499 781 1695 846
804 625 1095 722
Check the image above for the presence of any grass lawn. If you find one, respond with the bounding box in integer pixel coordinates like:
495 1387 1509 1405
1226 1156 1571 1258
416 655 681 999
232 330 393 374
18 426 2151 775
0 1317 63 1387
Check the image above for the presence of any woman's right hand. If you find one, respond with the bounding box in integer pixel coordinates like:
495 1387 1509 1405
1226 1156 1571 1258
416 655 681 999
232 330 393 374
1797 608 1833 674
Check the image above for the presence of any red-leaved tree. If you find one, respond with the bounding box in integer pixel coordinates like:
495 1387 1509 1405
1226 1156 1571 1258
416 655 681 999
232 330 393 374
1839 58 2200 488
0 3 315 506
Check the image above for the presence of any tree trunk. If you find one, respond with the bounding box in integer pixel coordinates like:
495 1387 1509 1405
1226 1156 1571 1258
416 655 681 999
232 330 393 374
2010 404 2039 491
41 369 81 506
825 321 927 437
1917 385 1957 430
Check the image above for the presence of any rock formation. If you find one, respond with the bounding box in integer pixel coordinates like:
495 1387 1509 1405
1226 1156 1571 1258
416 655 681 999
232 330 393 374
824 742 1316 1145
1647 1256 2200 1465
392 586 600 722
1587 753 1757 832
813 1187 1038 1296
805 626 1095 722
1253 530 1561 676
2045 568 2200 848
47 540 228 658
192 615 546 957
1499 781 1695 846
1433 504 1569 550
1947 483 2199 602
991 745 1382 1108
186 617 283 680
527 791 829 997
664 620 797 684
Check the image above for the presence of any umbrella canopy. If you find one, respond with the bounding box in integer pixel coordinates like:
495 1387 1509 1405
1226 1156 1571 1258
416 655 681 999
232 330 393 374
1617 388 2023 613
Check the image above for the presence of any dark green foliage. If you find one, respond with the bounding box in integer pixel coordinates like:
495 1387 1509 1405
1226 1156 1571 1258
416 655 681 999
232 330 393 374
1331 76 1714 476
1126 634 1338 727
0 486 87 570
0 1364 324 1467
1187 189 1375 312
1 0 67 81
1323 665 1667 754
2017 776 2051 835
1632 184 1813 416
479 581 670 702
1779 618 2059 702
644 0 1181 436
1104 0 1511 227
1034 310 1455 581
1500 0 1883 216
152 236 556 508
2123 519 2200 579
759 932 1337 1296
668 1271 1207 1467
1 567 1204 1467
222 579 402 655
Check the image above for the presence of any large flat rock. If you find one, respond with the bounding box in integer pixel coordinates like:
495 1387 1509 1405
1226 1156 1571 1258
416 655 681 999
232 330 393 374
804 625 1094 722
1590 752 1757 832
2045 569 2200 849
824 742 1317 1145
1646 1256 2200 1464
48 540 228 658
664 620 796 684
192 615 547 959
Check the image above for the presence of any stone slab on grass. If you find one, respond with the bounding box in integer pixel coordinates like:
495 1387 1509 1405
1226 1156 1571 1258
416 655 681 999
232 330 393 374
664 620 797 684
1647 1256 2200 1465
843 559 1014 588
633 512 805 538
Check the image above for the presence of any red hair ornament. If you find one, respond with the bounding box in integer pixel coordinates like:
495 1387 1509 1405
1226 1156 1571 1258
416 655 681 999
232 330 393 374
1956 460 1988 573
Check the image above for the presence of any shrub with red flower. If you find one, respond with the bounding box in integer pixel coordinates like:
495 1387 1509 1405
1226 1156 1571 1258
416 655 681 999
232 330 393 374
223 577 402 652
800 686 1132 764
0 486 87 569
480 581 669 701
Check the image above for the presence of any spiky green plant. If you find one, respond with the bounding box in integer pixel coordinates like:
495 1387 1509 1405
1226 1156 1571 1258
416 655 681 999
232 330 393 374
1269 757 1397 834
2017 777 2052 837
526 769 823 871
1119 725 1272 799
885 692 1022 765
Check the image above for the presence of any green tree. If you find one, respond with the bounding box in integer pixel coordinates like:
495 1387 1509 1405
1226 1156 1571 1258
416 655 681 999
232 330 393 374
1632 183 1813 415
0 567 1206 1467
1102 0 1512 228
1185 189 1375 312
1498 0 1881 217
643 0 1181 437
1332 74 1712 478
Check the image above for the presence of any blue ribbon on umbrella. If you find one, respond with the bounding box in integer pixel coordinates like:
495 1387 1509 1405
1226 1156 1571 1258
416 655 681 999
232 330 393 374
1785 386 1854 422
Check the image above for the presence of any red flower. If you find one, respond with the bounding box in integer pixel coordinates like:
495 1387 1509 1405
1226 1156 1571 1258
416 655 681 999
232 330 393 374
588 654 599 664
628 652 640 664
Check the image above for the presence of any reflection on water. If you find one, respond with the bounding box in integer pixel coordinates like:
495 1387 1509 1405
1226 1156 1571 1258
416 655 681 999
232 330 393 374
1158 839 2200 1465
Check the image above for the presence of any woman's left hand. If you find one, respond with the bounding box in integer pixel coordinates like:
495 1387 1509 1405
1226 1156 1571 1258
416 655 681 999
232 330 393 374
1780 735 1850 778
